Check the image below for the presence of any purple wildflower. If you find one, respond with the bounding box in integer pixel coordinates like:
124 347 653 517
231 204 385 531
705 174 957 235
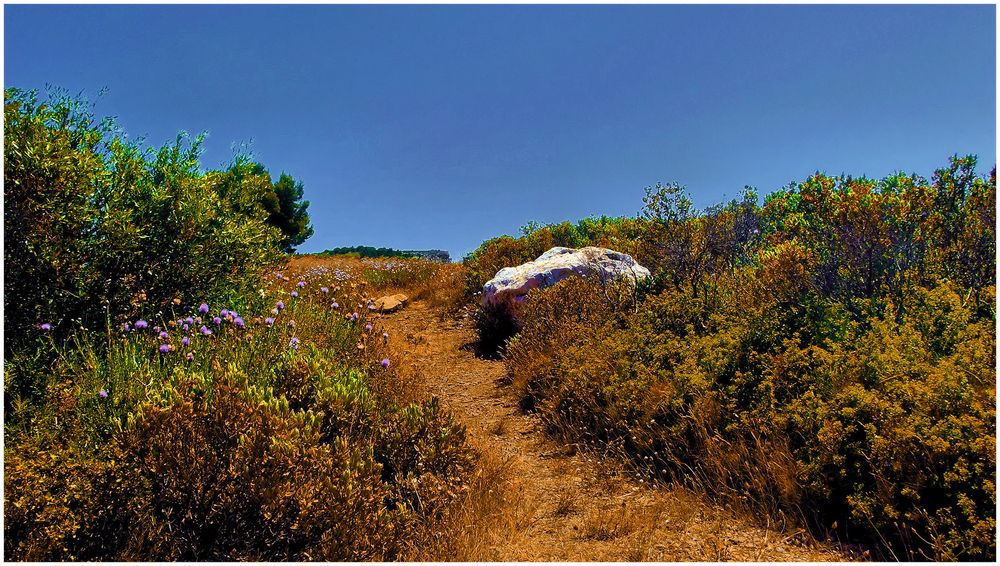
159 331 169 340
186 352 194 362
291 291 299 298
321 287 329 293
122 322 131 332
159 344 171 354
200 326 212 336
181 337 190 346
183 324 190 331
99 389 109 399
185 316 194 325
220 309 229 317
381 358 390 368
289 336 300 350
383 332 389 339
265 317 275 326
297 281 306 288
331 301 339 309
365 324 373 332
234 317 245 328
199 303 209 314
40 323 52 332
135 319 148 330
276 301 285 311
213 316 222 325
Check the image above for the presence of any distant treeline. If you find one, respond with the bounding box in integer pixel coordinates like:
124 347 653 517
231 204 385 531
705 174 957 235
320 246 451 262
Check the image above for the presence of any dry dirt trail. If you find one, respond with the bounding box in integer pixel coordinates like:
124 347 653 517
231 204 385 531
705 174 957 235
383 300 851 561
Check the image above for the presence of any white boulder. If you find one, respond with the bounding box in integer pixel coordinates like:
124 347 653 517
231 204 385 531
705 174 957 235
482 246 651 310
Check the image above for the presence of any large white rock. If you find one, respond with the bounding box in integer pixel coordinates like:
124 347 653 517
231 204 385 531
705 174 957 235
482 246 651 309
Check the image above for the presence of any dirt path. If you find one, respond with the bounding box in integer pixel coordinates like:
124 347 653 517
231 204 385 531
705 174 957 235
384 301 850 561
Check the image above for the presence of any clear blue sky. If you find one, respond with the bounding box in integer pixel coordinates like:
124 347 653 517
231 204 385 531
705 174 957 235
5 4 996 258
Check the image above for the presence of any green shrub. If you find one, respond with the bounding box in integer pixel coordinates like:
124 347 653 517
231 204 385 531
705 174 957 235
3 88 310 359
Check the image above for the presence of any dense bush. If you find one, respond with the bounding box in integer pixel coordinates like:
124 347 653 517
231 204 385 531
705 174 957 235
3 88 314 357
489 157 996 560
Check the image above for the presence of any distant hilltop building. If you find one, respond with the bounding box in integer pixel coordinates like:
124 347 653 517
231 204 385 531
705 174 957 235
319 246 451 263
403 249 451 263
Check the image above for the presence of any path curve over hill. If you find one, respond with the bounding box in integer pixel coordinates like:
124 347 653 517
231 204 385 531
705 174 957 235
383 300 851 561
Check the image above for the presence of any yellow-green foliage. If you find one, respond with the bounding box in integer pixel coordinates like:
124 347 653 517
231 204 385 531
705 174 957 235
498 158 996 560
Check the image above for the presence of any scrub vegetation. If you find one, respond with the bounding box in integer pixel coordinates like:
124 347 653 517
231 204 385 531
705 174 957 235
467 160 996 560
4 89 485 561
5 85 995 561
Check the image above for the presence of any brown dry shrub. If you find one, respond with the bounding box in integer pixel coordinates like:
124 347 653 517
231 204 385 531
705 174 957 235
5 364 481 561
504 276 618 408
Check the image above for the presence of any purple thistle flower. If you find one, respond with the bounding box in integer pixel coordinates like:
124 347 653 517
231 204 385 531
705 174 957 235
291 291 299 298
135 319 148 330
40 323 52 332
199 303 209 314
159 331 169 340
350 313 359 322
265 317 275 326
234 317 245 328
276 301 285 311
321 287 329 293
99 389 109 399
213 316 222 325
181 337 190 346
153 326 161 334
200 326 212 336
220 308 229 317
159 343 171 354
331 301 339 309
365 324 373 332
183 324 190 331
185 316 194 325
297 281 306 288
381 358 390 368
289 336 300 350
122 322 131 332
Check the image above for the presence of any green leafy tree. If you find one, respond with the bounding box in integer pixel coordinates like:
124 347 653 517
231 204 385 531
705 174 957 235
263 173 314 252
